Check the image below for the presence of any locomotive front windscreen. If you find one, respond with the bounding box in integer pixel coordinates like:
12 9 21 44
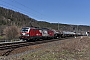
21 27 30 32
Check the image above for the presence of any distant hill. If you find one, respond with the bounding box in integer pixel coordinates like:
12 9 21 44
0 6 90 32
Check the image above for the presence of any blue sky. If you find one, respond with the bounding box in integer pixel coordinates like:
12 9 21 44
0 0 90 25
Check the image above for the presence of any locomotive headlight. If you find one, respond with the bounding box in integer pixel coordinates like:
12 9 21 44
22 33 25 35
22 33 29 36
25 34 29 36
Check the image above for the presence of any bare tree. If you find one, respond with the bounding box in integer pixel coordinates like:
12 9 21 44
0 26 3 36
4 26 18 40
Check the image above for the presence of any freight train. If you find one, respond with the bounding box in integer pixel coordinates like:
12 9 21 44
19 27 82 41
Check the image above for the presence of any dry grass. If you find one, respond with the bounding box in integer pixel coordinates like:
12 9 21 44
18 36 90 60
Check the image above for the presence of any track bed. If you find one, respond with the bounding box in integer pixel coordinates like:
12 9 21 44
0 36 90 60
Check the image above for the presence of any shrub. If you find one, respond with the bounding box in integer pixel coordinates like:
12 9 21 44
4 26 19 40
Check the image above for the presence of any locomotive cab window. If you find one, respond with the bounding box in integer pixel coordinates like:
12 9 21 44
21 27 30 32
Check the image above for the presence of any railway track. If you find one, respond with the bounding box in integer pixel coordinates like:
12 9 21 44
0 38 62 56
0 39 63 50
0 37 76 56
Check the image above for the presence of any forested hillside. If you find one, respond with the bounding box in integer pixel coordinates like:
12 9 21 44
0 6 90 40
